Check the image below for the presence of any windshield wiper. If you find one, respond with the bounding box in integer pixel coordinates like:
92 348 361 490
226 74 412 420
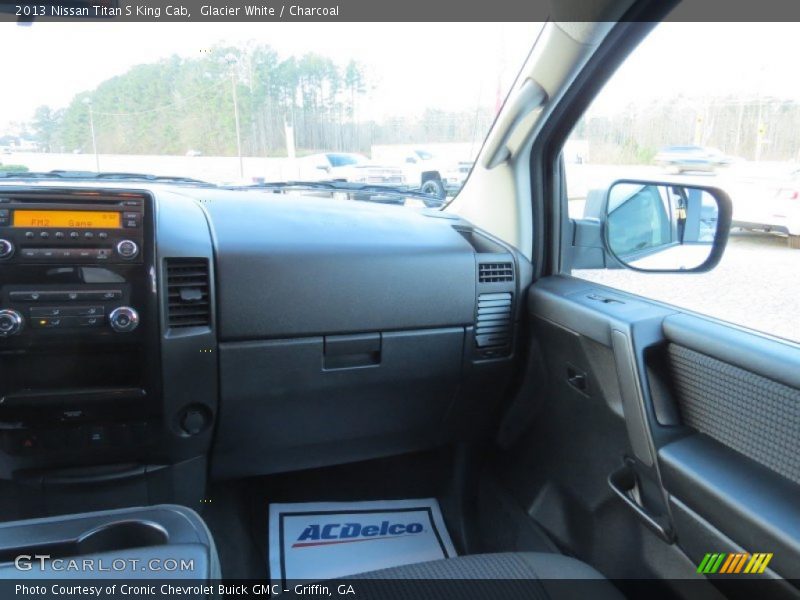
230 180 446 205
0 172 446 205
0 170 213 186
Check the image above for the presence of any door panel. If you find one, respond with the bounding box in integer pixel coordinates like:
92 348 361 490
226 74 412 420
663 313 800 390
659 315 800 585
666 342 800 485
510 274 800 595
659 434 800 579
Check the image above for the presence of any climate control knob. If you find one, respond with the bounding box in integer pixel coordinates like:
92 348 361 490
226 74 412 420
0 309 23 337
109 306 139 333
0 239 14 260
116 239 139 259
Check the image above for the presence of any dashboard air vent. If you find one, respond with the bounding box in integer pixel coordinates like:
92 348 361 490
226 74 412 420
478 262 514 283
166 258 211 329
475 292 512 349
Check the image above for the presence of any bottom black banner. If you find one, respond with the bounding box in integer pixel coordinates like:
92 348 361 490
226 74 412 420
3 579 800 600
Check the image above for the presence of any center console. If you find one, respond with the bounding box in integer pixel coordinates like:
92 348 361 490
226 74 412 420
0 504 220 585
0 188 212 520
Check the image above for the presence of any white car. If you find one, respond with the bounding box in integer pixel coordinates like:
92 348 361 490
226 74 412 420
654 146 732 174
373 148 471 199
297 153 403 186
727 167 800 248
401 149 470 198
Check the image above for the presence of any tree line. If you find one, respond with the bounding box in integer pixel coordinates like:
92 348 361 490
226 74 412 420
26 45 495 157
575 95 800 164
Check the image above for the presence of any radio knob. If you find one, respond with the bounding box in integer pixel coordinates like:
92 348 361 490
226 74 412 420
0 309 23 337
0 239 14 260
116 240 139 259
109 306 139 333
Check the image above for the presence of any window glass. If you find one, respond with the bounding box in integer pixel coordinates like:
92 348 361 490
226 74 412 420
565 23 800 343
1 22 542 207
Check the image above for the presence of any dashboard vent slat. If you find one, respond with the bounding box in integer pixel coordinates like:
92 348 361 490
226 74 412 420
165 258 211 329
478 262 514 283
475 292 512 349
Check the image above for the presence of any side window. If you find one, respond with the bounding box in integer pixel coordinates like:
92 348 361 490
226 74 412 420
564 23 800 344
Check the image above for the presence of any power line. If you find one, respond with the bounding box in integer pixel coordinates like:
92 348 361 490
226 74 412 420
92 78 229 117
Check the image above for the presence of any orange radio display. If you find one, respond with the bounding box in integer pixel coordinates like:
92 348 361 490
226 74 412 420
13 210 121 229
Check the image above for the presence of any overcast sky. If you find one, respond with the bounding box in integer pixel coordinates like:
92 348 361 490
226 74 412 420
3 22 800 133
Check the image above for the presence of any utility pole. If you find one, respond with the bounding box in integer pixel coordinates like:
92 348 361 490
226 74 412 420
231 71 244 178
733 100 745 156
754 64 766 162
83 97 99 171
755 99 764 162
225 54 244 179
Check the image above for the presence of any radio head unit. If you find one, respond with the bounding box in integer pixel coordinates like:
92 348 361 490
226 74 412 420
0 193 144 264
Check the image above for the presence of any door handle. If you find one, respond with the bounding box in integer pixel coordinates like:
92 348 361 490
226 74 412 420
608 462 674 543
566 364 588 393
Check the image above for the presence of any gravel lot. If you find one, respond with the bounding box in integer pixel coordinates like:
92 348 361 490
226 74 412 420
573 230 800 344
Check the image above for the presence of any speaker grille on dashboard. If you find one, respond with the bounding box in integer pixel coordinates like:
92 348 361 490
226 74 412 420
476 292 513 349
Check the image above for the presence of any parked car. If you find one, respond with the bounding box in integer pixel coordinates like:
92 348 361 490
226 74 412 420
728 166 800 248
654 145 732 173
374 148 470 199
298 152 404 185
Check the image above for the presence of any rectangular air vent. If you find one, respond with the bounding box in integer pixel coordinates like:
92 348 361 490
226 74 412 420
166 258 211 329
475 292 512 349
478 262 514 283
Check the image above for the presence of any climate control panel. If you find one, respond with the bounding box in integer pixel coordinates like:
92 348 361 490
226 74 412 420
0 287 140 337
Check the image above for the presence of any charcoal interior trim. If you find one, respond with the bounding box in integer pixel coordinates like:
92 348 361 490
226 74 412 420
668 343 800 485
663 313 800 390
659 434 800 579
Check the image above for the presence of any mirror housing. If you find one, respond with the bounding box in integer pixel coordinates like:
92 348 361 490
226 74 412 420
570 179 732 273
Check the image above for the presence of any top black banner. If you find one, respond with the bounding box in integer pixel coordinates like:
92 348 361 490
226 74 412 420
2 0 800 22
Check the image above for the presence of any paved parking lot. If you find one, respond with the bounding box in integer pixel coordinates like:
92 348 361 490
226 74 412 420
573 230 800 344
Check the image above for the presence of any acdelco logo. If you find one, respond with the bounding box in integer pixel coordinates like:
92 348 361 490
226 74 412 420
292 521 424 548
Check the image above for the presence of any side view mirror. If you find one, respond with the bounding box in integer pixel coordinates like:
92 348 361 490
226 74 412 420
316 165 331 173
406 157 418 164
570 179 732 272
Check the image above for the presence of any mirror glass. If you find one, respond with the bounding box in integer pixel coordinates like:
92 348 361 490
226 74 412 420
605 182 721 271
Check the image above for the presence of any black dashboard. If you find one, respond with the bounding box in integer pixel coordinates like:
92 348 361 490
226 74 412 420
0 183 531 517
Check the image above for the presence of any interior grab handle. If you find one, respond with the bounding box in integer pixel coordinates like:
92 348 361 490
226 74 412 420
608 462 674 543
482 78 548 170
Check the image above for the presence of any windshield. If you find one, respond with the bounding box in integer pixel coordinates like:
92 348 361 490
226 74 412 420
1 22 541 206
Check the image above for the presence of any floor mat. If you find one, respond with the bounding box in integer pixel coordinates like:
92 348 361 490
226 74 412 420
268 498 456 583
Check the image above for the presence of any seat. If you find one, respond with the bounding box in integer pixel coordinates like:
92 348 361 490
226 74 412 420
345 552 624 600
